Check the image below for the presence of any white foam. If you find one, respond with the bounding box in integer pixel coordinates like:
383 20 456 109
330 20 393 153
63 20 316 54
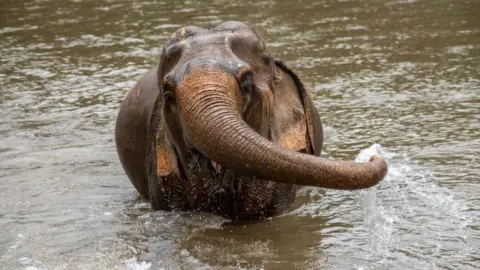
124 257 152 270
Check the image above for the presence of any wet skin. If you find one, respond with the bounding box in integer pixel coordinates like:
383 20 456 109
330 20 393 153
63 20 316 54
115 21 387 220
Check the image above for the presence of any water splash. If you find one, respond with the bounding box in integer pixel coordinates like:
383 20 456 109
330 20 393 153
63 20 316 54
124 257 152 270
355 144 397 265
355 144 472 269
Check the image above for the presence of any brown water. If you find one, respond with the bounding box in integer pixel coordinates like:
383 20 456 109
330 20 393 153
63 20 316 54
1 0 479 269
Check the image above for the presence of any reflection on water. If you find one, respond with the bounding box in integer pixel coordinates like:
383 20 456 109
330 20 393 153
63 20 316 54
0 0 479 269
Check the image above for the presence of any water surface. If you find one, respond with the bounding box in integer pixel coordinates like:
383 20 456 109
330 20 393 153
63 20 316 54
1 0 479 269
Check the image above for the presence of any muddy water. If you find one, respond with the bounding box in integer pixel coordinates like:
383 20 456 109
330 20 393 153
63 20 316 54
1 0 479 269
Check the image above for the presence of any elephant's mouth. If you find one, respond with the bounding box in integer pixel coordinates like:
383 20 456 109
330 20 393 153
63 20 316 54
190 150 296 219
210 160 223 175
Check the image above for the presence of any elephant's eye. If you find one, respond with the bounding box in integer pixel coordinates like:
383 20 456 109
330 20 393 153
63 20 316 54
163 80 176 103
239 71 254 93
239 71 255 110
164 91 174 101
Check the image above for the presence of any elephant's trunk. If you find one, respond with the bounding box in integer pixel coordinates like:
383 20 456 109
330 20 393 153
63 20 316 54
176 67 388 189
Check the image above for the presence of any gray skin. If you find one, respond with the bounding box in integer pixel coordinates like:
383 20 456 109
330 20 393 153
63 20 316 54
115 21 388 220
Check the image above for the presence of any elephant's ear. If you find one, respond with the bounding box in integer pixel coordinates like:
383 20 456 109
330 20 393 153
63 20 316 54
147 118 178 210
271 59 323 156
147 53 178 178
145 58 179 209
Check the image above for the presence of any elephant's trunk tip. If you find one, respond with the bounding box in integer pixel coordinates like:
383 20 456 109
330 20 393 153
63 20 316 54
365 154 388 187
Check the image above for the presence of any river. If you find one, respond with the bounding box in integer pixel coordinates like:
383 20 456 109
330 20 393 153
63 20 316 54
0 0 479 269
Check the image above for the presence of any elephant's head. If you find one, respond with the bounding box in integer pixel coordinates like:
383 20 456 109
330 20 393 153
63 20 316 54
153 21 387 197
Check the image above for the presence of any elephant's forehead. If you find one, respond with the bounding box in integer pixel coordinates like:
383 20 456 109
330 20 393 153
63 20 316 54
167 25 255 48
167 26 205 46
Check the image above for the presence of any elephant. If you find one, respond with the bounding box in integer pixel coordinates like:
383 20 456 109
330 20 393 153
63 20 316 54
115 21 388 220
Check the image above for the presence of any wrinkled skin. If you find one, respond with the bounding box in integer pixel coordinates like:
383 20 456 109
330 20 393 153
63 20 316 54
115 21 388 220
